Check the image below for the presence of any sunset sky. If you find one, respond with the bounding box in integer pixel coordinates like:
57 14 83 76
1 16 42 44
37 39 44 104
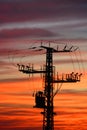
0 0 87 130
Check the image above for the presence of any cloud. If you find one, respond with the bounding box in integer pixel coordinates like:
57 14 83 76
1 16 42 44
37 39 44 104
1 20 87 31
60 88 87 94
0 103 32 109
0 77 29 83
0 104 41 130
0 28 56 40
0 0 87 40
0 0 87 23
54 58 87 65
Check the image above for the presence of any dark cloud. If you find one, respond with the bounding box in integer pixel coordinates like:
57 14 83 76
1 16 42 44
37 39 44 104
0 102 32 108
56 108 87 116
0 104 41 130
0 77 28 83
60 88 87 94
0 108 31 116
0 28 56 39
55 58 87 65
0 0 87 23
0 119 39 130
0 49 11 55
0 0 87 40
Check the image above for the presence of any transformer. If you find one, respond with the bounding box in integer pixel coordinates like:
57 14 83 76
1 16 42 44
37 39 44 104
35 91 45 108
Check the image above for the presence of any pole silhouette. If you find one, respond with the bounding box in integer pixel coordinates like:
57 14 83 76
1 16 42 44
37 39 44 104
17 44 82 130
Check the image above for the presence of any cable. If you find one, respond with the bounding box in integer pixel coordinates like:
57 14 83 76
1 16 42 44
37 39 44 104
69 52 76 73
78 48 85 74
74 50 81 73
8 50 16 67
53 83 63 97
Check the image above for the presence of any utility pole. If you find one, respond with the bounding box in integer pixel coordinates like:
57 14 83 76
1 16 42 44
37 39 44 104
17 44 82 130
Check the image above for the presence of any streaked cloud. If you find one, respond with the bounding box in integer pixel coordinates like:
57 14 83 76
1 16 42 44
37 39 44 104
0 28 56 40
0 20 87 30
0 0 87 23
0 0 87 40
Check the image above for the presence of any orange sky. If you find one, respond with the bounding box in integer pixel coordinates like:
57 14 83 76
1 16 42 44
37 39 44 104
0 75 87 129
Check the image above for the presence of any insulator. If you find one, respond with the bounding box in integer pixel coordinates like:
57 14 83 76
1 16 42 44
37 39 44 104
17 64 20 70
63 45 67 50
69 46 73 51
21 65 25 70
26 65 30 71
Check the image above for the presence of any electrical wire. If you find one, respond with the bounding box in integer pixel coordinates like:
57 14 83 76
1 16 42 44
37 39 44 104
78 48 85 74
74 50 81 73
53 83 63 97
69 52 76 73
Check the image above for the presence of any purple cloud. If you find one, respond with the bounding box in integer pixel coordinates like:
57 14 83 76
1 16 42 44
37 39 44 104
0 0 87 23
0 28 56 40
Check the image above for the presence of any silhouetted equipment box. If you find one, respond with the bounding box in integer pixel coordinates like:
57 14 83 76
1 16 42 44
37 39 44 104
35 91 45 108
